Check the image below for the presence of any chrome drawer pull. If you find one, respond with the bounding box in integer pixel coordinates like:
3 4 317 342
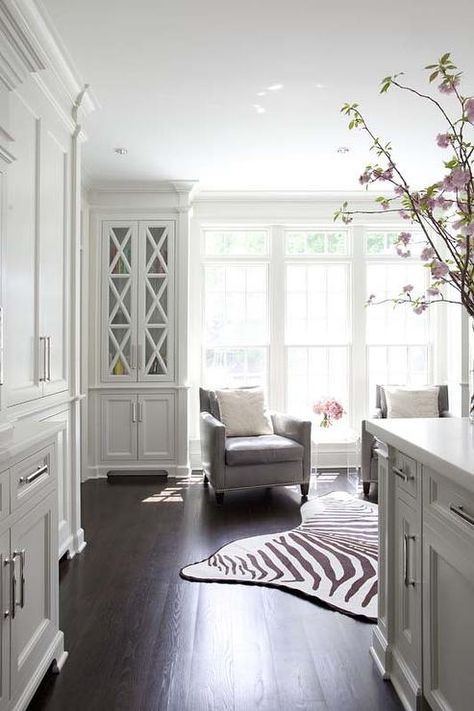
403 534 416 587
3 557 14 619
19 464 48 485
450 504 474 527
393 466 414 483
14 550 25 608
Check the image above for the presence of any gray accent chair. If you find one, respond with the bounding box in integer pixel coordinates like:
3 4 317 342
361 384 451 496
199 388 312 504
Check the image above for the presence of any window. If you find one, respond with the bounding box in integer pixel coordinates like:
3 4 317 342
199 225 435 427
202 232 269 389
366 232 431 404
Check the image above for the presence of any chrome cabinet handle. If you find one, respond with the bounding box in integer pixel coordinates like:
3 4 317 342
39 336 47 381
131 402 137 423
450 503 474 527
393 466 414 483
3 557 14 619
19 464 48 485
13 550 25 609
403 533 416 587
138 401 143 422
46 336 51 381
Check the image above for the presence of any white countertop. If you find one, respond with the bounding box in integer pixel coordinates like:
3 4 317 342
367 417 474 493
0 421 65 468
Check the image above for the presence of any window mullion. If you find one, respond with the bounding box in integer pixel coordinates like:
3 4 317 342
269 225 285 412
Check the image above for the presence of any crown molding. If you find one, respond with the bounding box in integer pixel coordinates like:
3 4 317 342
87 179 199 195
0 0 98 128
194 189 385 205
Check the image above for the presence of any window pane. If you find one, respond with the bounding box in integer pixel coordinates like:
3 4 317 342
286 263 349 344
287 346 349 423
204 348 267 388
366 263 428 345
285 231 347 255
204 230 268 256
204 264 268 346
367 345 429 406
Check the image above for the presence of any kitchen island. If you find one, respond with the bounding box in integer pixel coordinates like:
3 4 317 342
366 417 474 711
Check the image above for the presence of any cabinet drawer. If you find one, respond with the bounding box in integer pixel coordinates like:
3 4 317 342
424 467 474 541
10 445 55 511
392 450 418 499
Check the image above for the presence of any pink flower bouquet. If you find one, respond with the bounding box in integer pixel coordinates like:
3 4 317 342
312 398 345 428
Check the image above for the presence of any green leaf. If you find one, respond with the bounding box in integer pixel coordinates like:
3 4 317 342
440 52 451 64
429 70 439 83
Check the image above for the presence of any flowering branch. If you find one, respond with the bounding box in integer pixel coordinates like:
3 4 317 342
334 52 474 318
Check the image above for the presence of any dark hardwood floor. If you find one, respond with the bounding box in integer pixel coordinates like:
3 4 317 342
28 471 402 711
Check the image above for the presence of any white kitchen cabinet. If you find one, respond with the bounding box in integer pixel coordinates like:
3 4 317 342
367 419 474 711
101 220 174 383
0 422 66 711
138 393 175 460
10 492 58 701
100 392 175 469
0 530 9 709
101 394 138 461
4 93 70 408
392 487 422 703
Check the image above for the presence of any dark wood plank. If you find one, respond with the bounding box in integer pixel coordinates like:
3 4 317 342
27 472 401 711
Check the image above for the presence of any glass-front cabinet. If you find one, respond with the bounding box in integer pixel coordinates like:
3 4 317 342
102 220 175 382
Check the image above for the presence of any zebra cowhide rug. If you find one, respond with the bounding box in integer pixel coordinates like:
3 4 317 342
181 491 378 620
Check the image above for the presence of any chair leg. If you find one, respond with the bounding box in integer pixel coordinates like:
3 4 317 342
363 481 371 497
203 472 209 484
300 483 309 497
215 492 224 505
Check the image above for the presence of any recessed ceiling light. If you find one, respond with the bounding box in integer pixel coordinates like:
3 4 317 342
114 147 128 155
336 146 350 154
267 83 283 91
315 83 326 89
257 91 267 97
253 104 266 114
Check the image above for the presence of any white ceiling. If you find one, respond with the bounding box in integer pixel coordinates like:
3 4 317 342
41 0 474 191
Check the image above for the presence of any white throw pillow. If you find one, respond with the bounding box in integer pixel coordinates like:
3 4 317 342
215 388 274 437
383 386 440 418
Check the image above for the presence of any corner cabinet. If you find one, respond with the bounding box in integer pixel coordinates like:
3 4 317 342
102 221 175 383
87 210 190 480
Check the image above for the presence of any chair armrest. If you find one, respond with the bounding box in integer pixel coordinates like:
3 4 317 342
271 413 312 481
372 408 383 419
200 413 226 490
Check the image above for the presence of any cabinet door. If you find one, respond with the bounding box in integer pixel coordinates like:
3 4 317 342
393 491 422 688
138 393 175 460
423 519 474 711
4 94 43 406
10 493 58 699
102 222 138 382
0 529 10 707
137 222 175 382
101 395 138 461
39 125 70 397
40 408 71 558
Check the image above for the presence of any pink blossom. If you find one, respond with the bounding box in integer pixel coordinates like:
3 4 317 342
427 286 440 296
396 246 411 258
451 168 470 189
436 133 450 148
312 398 344 421
420 246 435 261
464 97 474 123
434 196 451 210
394 185 405 196
465 222 474 236
438 77 460 94
430 259 449 279
397 231 411 245
359 171 371 185
367 293 376 304
399 210 411 220
381 201 390 210
402 284 414 293
413 302 428 315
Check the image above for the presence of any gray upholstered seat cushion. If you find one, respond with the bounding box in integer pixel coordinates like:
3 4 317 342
225 434 304 467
